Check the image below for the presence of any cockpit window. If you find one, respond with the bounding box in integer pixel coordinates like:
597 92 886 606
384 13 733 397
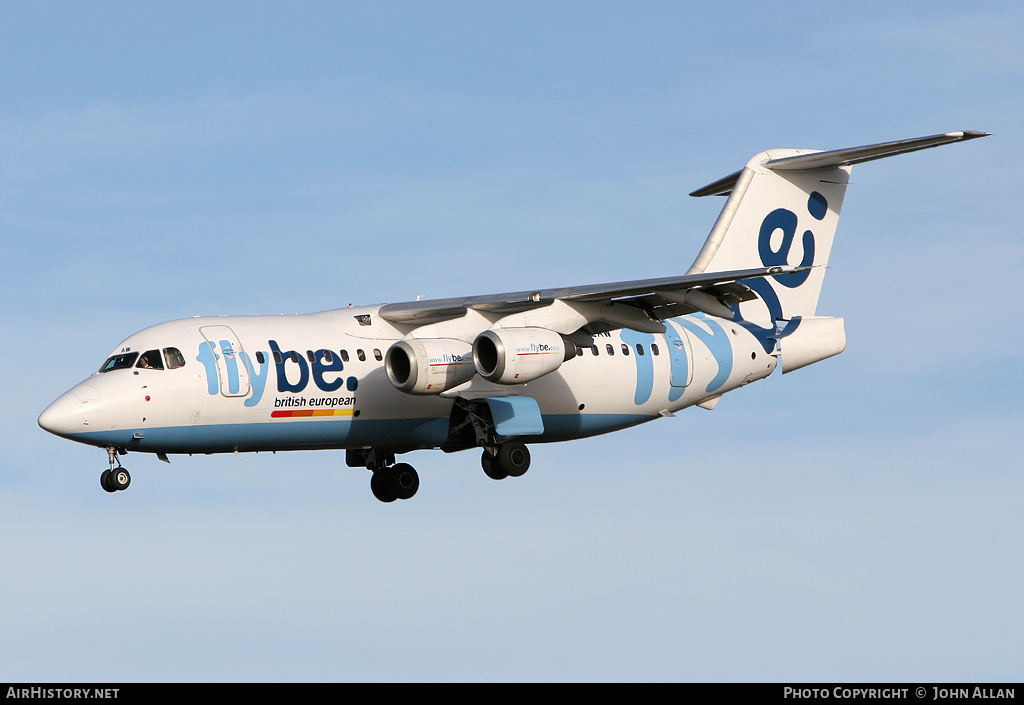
136 350 164 370
99 352 139 373
100 348 185 373
163 348 186 369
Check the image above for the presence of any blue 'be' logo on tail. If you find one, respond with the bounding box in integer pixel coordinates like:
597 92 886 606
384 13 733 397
757 190 827 288
736 190 829 352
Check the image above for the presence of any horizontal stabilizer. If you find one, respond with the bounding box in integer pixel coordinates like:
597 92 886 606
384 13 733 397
691 130 988 197
764 130 989 172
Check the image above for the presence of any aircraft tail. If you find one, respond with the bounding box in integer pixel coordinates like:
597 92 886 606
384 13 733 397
687 131 987 324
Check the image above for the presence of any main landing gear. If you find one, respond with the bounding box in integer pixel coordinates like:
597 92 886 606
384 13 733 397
480 440 531 480
100 447 131 493
370 463 419 503
449 399 532 482
349 439 530 502
348 448 420 503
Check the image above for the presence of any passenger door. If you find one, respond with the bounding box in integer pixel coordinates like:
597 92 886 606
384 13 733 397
664 320 693 389
199 325 252 397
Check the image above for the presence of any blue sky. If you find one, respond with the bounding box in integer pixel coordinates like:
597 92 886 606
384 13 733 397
2 1 1021 682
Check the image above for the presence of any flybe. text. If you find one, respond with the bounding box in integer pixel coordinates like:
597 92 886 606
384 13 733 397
197 339 360 408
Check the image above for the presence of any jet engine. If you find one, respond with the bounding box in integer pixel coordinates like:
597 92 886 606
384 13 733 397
473 327 568 385
385 339 475 395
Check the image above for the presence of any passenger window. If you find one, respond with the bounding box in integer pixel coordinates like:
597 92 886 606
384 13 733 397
136 350 163 370
306 350 316 363
99 352 139 373
357 349 366 362
591 345 599 356
322 350 334 364
606 344 614 356
163 347 186 369
273 351 283 364
636 344 645 356
651 343 660 356
621 344 630 356
256 351 266 365
373 349 383 361
290 351 301 364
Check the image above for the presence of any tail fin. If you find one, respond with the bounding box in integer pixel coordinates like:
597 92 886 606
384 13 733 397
687 131 987 324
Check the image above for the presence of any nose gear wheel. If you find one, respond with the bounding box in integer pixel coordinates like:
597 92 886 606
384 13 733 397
100 447 131 493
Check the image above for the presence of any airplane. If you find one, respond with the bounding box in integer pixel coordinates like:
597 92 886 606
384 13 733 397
38 130 987 502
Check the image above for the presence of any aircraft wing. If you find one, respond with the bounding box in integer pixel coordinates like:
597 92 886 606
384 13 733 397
377 265 804 334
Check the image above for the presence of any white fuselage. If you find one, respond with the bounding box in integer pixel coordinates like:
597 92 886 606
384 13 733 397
39 304 776 457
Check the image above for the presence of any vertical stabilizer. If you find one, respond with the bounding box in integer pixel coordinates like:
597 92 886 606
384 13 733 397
687 131 987 328
688 151 849 324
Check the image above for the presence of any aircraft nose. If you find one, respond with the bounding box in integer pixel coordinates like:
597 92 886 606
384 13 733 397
38 390 86 437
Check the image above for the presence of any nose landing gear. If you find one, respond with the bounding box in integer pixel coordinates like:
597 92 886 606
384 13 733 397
100 448 131 493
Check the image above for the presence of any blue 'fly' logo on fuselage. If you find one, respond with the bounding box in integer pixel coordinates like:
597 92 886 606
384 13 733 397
624 315 734 406
196 339 358 407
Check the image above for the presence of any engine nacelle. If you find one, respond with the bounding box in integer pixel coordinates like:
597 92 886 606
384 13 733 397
385 339 475 395
473 327 566 385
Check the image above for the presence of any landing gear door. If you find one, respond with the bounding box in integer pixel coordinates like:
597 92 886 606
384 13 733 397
199 325 252 397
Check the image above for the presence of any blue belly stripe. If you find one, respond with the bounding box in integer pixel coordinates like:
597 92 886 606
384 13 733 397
61 412 654 454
